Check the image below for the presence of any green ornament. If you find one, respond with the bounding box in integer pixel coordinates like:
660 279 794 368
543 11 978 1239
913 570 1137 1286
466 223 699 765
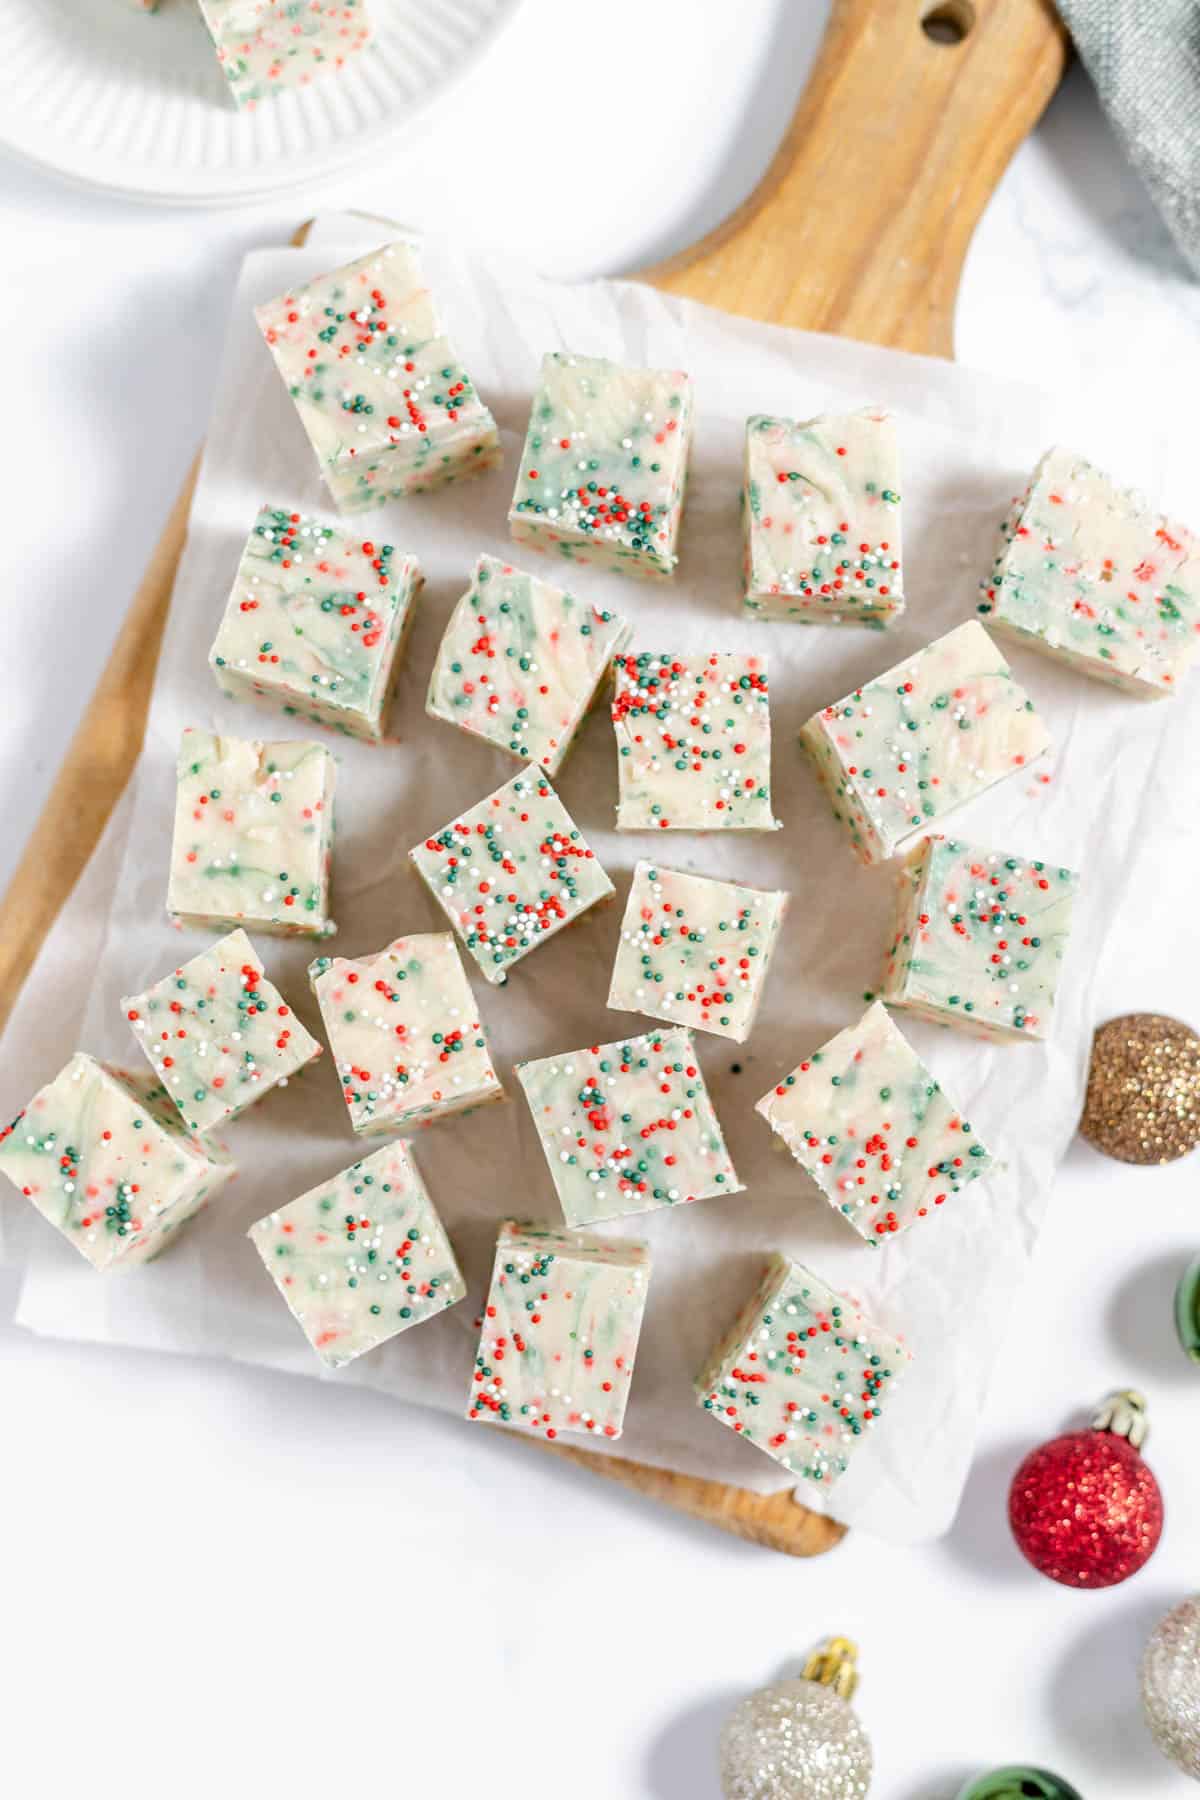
955 1772 1083 1800
1174 1254 1200 1363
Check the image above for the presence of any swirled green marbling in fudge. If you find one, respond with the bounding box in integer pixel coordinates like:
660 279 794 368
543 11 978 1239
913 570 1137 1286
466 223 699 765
196 1 371 111
468 1220 651 1440
517 1024 742 1227
742 409 904 624
410 767 613 985
696 1253 911 1486
755 1001 999 1243
509 352 693 580
209 506 422 741
122 928 322 1136
309 932 504 1134
248 1138 465 1369
256 240 499 515
881 835 1079 1041
607 861 788 1043
167 728 335 938
978 445 1200 697
0 1053 234 1270
425 554 631 775
800 619 1051 864
612 651 779 830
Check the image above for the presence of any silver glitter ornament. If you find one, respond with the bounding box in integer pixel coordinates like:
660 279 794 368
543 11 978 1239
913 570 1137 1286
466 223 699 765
720 1637 872 1799
1142 1595 1200 1779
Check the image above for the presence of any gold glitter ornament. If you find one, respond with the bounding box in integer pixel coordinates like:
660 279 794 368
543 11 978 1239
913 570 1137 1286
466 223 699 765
1079 1014 1200 1164
1142 1596 1200 1778
719 1638 872 1800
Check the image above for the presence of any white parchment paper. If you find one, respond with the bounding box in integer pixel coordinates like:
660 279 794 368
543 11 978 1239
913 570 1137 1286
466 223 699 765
4 214 1195 1543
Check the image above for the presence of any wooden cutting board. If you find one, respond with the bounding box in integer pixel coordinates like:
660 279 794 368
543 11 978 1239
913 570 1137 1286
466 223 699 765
0 0 1068 1555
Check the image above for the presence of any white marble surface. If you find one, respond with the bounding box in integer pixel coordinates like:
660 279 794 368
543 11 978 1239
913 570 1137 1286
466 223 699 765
3 5 1200 1797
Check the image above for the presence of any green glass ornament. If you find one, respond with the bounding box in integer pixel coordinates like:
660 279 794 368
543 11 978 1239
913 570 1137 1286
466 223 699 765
955 1772 1083 1800
1173 1254 1200 1363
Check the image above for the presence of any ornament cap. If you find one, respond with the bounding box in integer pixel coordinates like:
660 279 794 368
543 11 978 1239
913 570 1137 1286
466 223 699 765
801 1635 860 1701
1091 1387 1149 1450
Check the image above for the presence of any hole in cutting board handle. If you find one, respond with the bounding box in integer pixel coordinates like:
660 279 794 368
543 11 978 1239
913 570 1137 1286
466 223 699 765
922 0 975 43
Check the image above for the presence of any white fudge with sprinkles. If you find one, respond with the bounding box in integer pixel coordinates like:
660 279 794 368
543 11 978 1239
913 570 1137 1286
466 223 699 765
309 932 504 1134
209 505 423 741
256 240 500 515
755 1001 999 1243
612 651 780 830
409 767 613 985
608 861 788 1043
122 929 322 1137
800 620 1051 864
248 1138 465 1370
979 444 1200 697
508 352 693 580
468 1220 651 1440
196 0 371 109
516 1024 742 1227
742 408 904 623
696 1253 910 1487
426 554 631 775
0 1054 234 1271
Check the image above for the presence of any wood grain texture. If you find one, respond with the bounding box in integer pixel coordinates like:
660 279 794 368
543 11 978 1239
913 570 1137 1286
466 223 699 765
0 0 1067 1555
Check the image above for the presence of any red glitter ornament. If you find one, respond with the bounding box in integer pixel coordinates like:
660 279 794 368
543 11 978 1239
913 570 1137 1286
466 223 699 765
1008 1390 1163 1589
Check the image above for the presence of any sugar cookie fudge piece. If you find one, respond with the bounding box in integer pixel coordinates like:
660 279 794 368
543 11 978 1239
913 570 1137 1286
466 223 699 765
309 932 504 1134
517 1024 742 1227
248 1139 465 1370
743 409 904 624
756 1001 998 1242
696 1253 909 1486
800 620 1050 865
509 352 693 581
410 767 613 986
612 651 779 830
468 1220 651 1439
881 835 1079 1042
168 729 335 938
256 240 499 514
426 555 631 775
978 445 1200 697
197 0 371 111
608 862 788 1043
209 506 422 742
122 929 322 1136
0 1054 234 1271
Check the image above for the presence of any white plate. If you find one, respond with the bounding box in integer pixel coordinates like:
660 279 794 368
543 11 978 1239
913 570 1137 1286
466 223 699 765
0 0 520 206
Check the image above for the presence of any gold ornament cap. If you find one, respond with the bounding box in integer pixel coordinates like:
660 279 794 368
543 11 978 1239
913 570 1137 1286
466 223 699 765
801 1636 860 1701
1091 1388 1149 1451
1080 1014 1200 1165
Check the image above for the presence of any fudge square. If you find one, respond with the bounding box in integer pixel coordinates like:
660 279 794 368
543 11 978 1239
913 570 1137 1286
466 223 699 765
509 351 694 581
167 729 336 938
309 932 504 1134
516 1024 742 1228
410 767 613 985
979 445 1200 698
612 651 779 830
743 409 904 624
209 505 423 742
425 554 631 775
256 239 500 515
248 1138 465 1370
121 928 322 1137
756 1001 999 1243
800 619 1051 865
696 1253 910 1486
882 836 1080 1042
608 861 788 1044
197 1 372 110
468 1220 651 1440
0 1053 234 1271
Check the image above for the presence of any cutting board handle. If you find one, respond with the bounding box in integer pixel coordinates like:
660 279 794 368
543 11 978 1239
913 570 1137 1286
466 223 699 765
646 0 1068 354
